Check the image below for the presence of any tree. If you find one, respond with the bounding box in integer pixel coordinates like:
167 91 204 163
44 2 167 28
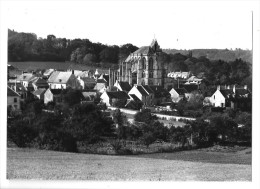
142 132 156 148
62 89 84 106
134 109 157 124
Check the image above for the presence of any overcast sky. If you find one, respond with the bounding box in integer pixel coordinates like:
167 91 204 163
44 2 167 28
2 0 259 50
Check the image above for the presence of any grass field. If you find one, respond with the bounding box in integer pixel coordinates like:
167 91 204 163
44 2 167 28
7 147 251 181
8 61 110 73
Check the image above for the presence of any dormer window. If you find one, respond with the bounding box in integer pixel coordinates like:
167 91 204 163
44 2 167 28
59 79 62 82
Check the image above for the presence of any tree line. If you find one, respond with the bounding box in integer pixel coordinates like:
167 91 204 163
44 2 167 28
8 29 138 65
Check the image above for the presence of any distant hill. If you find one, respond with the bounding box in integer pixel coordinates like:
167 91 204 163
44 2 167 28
163 49 252 64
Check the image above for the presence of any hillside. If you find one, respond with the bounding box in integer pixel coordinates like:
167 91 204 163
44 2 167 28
163 48 252 64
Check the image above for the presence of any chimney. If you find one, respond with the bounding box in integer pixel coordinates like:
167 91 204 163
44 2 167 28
233 85 236 94
244 85 247 90
217 85 220 90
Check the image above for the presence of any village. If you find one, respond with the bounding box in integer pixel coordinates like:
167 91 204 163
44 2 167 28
7 40 252 124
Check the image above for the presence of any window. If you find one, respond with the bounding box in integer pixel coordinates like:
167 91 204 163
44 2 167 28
221 103 224 107
142 58 146 69
214 95 215 99
149 71 153 78
149 58 153 70
142 71 145 78
14 98 17 103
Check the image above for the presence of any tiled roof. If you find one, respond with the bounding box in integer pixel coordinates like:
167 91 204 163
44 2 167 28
136 86 149 96
81 77 96 83
97 78 107 84
7 86 20 97
48 71 73 84
119 81 132 92
106 91 130 100
133 46 152 55
33 88 46 96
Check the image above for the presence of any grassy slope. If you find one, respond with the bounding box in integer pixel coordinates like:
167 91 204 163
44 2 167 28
7 148 251 181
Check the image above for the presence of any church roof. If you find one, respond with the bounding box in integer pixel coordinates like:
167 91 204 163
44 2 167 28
133 46 152 55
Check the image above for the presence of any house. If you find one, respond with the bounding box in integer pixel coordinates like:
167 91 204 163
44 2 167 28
128 85 154 106
43 69 55 78
185 75 203 85
32 88 46 100
81 90 98 104
16 73 36 87
126 94 143 110
44 89 63 104
114 80 132 92
7 86 21 110
8 82 27 101
47 71 81 89
169 88 188 103
100 91 130 107
30 77 49 90
148 85 170 105
77 77 96 89
209 85 251 109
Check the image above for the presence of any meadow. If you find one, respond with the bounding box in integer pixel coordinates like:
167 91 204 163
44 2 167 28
7 147 251 181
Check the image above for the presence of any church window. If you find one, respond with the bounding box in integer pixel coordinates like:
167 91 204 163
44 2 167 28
149 71 153 78
149 58 153 70
142 71 145 78
142 58 146 69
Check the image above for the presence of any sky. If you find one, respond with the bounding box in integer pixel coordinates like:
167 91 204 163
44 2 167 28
1 0 259 50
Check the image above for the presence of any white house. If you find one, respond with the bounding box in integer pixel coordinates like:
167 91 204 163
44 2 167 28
100 91 130 107
16 73 36 87
128 85 154 106
47 71 81 89
169 88 188 103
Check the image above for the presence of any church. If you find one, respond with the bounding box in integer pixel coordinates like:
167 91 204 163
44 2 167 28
118 39 165 86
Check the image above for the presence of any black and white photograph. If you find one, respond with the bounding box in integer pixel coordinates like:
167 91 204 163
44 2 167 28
0 0 260 188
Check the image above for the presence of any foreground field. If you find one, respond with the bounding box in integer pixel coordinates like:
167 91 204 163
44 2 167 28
7 148 251 181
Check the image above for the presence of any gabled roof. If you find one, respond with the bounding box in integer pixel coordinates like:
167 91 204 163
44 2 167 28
182 84 198 93
16 73 36 82
132 46 152 55
118 81 132 92
48 71 72 84
174 88 188 95
236 89 250 96
129 94 141 102
7 86 20 97
148 85 170 98
142 85 154 94
106 91 130 99
94 83 106 91
31 77 48 86
81 77 96 83
8 82 26 93
43 69 54 76
49 89 63 95
219 89 234 98
136 85 149 96
33 88 46 96
97 78 107 84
